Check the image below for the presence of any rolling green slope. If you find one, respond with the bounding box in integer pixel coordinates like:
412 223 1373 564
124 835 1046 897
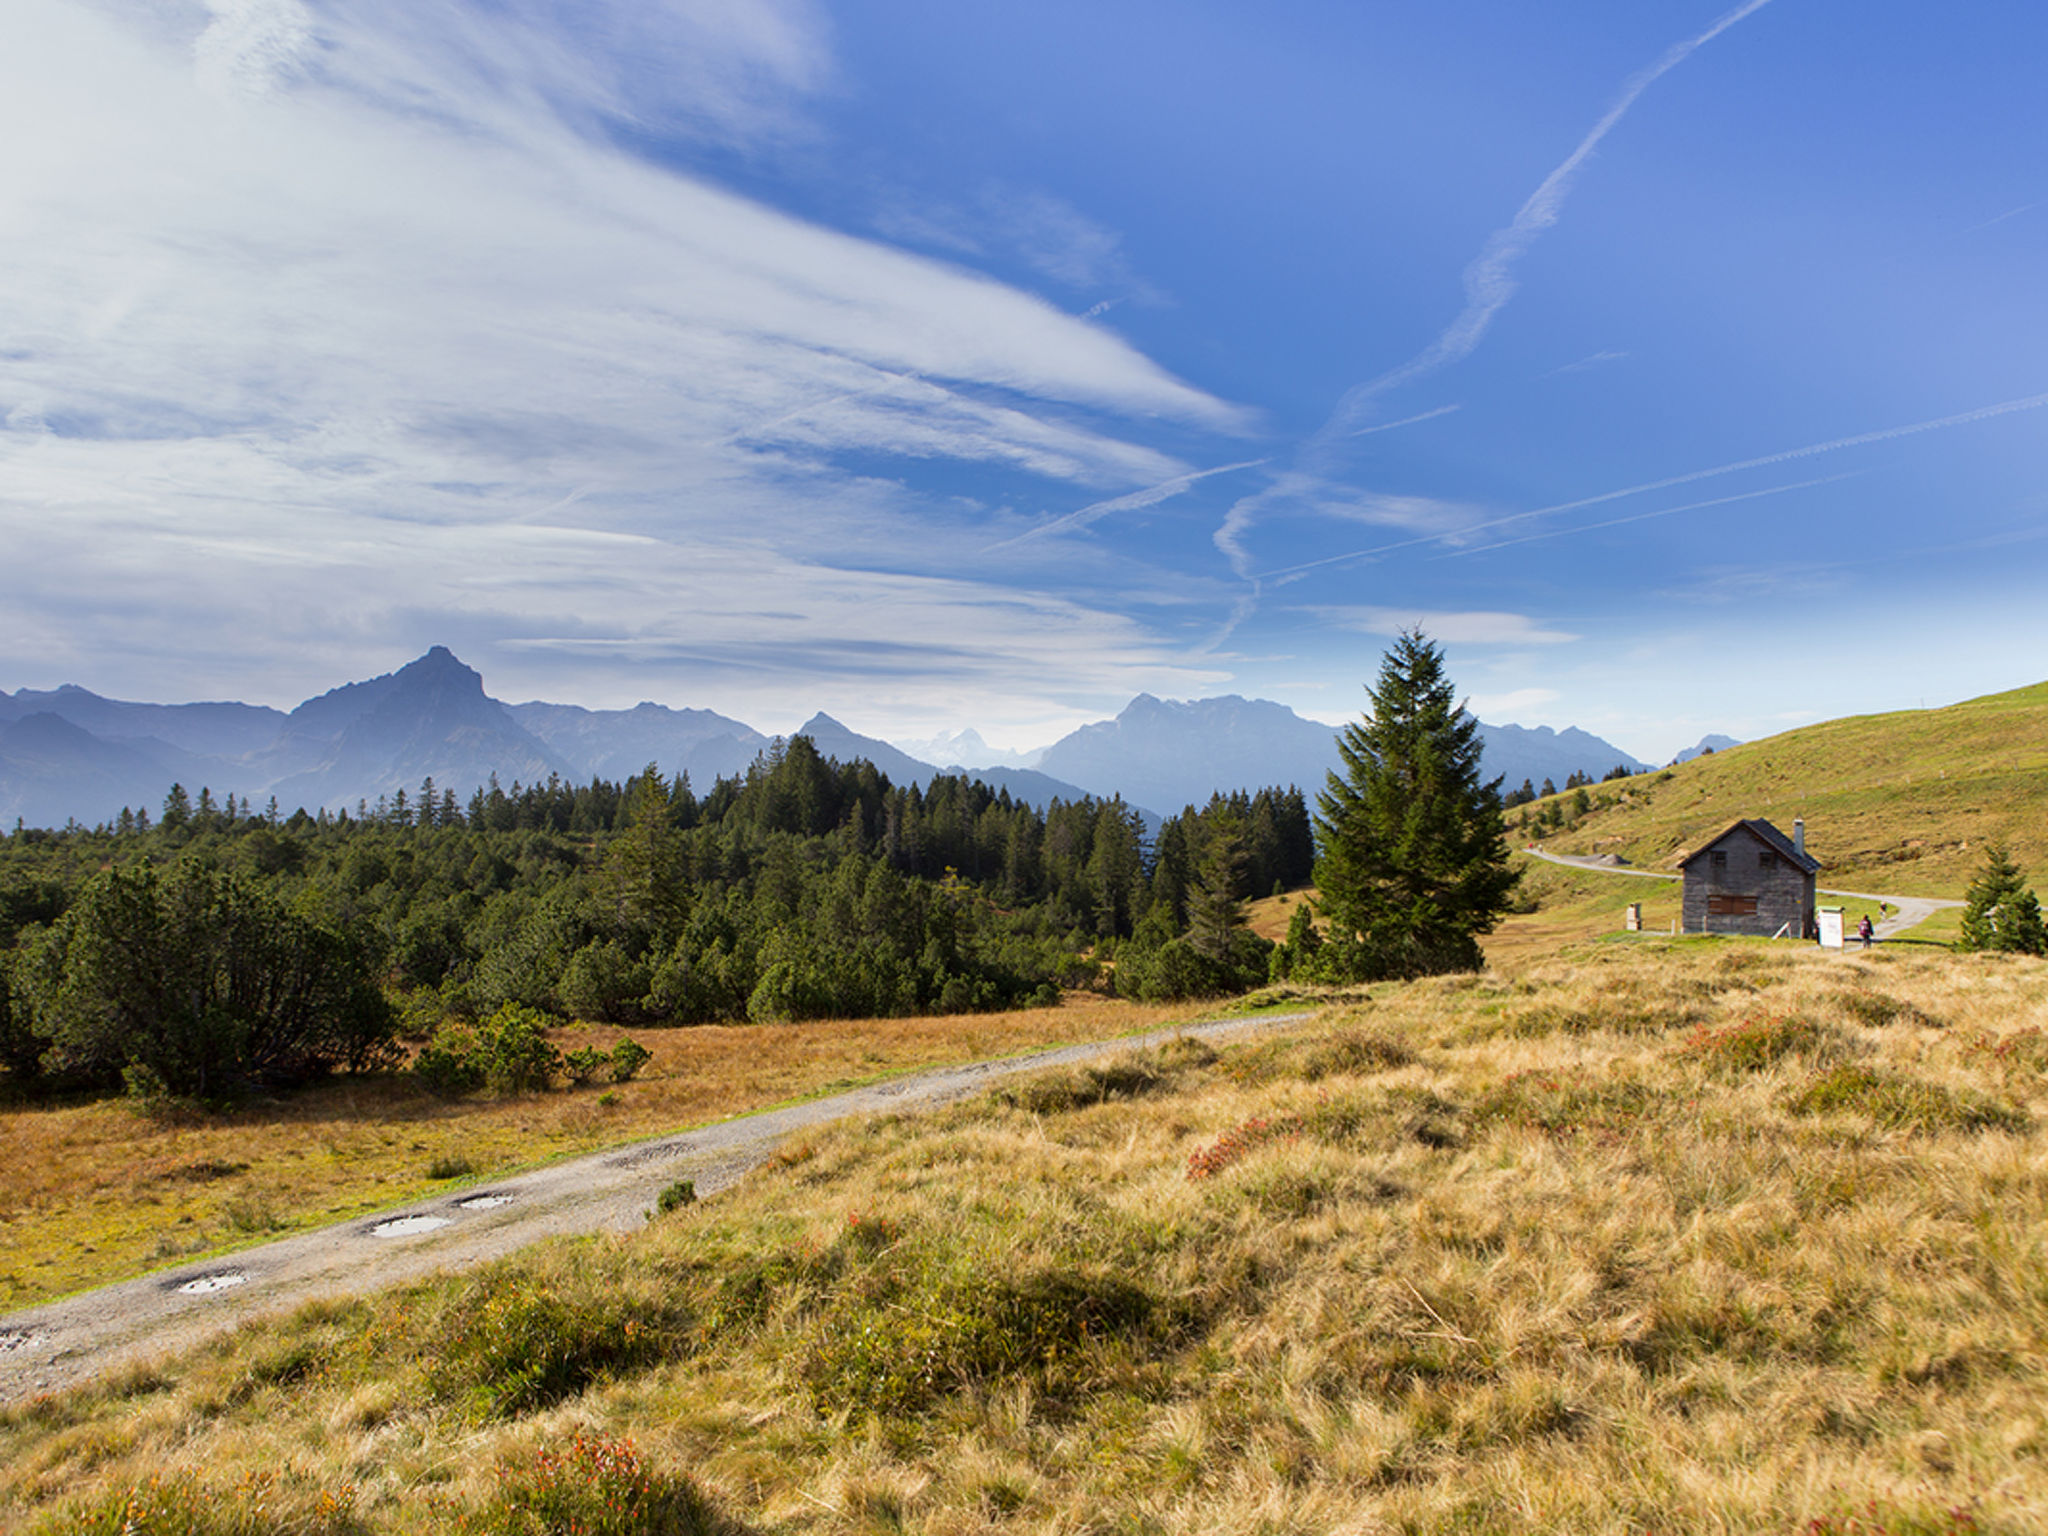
1525 680 2048 898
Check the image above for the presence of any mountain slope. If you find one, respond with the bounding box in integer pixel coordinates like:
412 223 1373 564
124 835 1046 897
1034 694 1647 812
794 714 1112 814
265 647 568 810
509 700 769 785
0 714 183 829
1533 680 2048 895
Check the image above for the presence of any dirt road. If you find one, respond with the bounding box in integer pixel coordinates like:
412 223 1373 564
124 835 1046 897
0 1010 1315 1403
1524 847 1961 938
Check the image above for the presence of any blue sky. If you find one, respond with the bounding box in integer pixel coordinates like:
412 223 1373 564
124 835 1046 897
6 0 2048 762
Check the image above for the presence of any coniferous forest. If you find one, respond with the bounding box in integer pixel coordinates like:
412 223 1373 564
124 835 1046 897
0 736 1315 1101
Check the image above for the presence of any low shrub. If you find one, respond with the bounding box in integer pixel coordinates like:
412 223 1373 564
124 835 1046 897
805 1256 1168 1417
38 1472 359 1535
563 1045 608 1085
1186 1113 1303 1180
413 1005 565 1097
457 1434 713 1536
653 1180 696 1216
1830 988 1942 1030
1785 1065 2027 1136
1679 1012 1857 1074
1471 1069 1661 1140
1223 1025 1413 1084
609 1038 652 1083
426 1276 675 1419
998 1055 1169 1115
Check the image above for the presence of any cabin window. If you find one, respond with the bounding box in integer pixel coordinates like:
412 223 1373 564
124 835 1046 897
1708 894 1759 916
1710 850 1727 869
1759 850 1778 868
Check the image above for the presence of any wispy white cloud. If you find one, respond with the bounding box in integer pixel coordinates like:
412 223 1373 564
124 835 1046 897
1545 349 1630 377
1261 387 2048 580
1303 606 1578 646
990 459 1268 550
1466 687 1561 719
1 0 1249 723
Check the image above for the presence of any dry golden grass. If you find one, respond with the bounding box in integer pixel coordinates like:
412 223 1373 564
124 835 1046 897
1523 678 2048 897
0 994 1203 1309
7 940 2047 1534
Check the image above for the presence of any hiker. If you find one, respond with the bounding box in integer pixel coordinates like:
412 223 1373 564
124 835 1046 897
1857 914 1874 949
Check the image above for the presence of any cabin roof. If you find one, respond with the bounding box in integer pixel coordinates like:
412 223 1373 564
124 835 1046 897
1675 817 1821 875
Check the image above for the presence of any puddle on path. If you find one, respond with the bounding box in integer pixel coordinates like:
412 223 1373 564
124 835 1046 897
457 1194 512 1210
372 1214 451 1237
176 1272 247 1295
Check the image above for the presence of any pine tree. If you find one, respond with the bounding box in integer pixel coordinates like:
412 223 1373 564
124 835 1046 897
1313 630 1518 980
1959 843 2048 955
1185 810 1248 962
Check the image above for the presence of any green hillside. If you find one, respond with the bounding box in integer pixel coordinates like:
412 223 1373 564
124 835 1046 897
1524 680 2048 898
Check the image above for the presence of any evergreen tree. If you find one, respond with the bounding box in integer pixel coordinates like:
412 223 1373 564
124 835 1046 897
1312 631 1518 980
1959 843 2048 954
1185 810 1248 962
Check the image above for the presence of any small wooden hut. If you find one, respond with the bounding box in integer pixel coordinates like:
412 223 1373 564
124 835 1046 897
1677 818 1819 938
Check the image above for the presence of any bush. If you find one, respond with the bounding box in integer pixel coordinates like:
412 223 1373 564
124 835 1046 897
10 858 397 1097
413 1005 563 1096
1785 1065 2027 1136
1679 1012 1857 1074
654 1180 696 1215
413 1023 487 1097
610 1038 652 1082
427 1277 670 1419
458 1434 713 1536
37 1472 359 1536
806 1257 1167 1417
563 1045 608 1085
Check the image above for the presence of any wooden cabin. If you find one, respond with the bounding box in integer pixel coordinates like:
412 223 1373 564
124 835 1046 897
1677 818 1820 938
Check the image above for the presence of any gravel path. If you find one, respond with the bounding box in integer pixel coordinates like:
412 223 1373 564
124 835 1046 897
1523 847 1961 938
0 1010 1317 1403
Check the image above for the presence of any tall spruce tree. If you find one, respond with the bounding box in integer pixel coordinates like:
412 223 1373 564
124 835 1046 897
1313 630 1517 980
1958 842 2048 954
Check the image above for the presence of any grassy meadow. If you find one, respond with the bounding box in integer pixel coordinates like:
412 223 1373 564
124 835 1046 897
1516 678 2048 896
6 938 2047 1534
0 995 1206 1311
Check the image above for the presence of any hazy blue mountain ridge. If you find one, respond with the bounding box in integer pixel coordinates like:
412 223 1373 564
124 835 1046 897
0 649 1659 831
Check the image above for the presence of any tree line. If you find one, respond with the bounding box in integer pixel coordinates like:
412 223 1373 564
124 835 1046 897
2 633 1526 1106
0 740 1314 1099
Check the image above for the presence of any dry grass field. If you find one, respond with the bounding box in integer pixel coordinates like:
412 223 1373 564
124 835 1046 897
0 994 1206 1310
6 938 2046 1534
1521 679 2048 897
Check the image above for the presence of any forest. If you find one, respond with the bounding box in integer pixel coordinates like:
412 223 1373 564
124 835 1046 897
0 737 1313 1101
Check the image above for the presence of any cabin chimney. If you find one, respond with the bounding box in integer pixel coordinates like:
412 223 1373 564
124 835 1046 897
1794 818 1805 858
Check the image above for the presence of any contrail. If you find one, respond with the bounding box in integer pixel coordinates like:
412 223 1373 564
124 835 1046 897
1261 388 2048 581
1218 0 1778 589
989 458 1267 551
1313 0 1777 451
1433 473 1860 560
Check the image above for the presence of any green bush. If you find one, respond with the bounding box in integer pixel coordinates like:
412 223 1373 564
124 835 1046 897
413 1023 487 1097
11 858 396 1096
654 1180 696 1215
1785 1065 2027 1136
457 1434 713 1536
426 1277 671 1420
563 1045 608 1085
806 1256 1166 1417
609 1038 652 1082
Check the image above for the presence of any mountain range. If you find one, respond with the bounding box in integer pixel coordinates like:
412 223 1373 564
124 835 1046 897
0 648 1659 831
